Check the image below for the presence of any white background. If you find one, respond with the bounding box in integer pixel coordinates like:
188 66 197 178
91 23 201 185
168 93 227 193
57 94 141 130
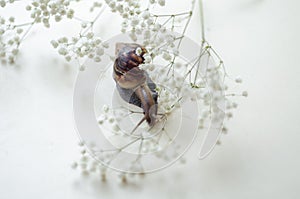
0 0 299 198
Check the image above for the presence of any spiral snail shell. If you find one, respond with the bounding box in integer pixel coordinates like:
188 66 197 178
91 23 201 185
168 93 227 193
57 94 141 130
113 43 158 126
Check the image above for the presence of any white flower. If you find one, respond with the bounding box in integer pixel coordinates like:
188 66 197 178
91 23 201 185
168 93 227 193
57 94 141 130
162 52 172 61
135 47 142 56
131 17 139 26
102 42 109 48
235 76 243 83
143 54 152 63
81 22 87 28
32 2 39 7
102 104 109 113
8 17 14 23
96 48 104 56
108 1 116 9
148 64 155 71
108 117 115 123
122 13 129 18
232 102 238 108
146 18 153 26
67 9 74 19
11 49 18 55
112 124 120 132
142 11 150 20
153 24 161 31
158 0 165 6
86 32 94 39
58 37 68 43
143 30 151 39
116 4 124 13
129 32 137 41
58 47 68 55
50 40 58 48
79 64 86 71
94 56 101 62
0 0 6 7
55 15 62 22
242 91 248 97
65 56 71 62
71 162 78 169
174 62 182 69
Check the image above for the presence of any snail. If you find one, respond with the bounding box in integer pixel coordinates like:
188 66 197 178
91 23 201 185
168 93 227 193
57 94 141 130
113 43 158 128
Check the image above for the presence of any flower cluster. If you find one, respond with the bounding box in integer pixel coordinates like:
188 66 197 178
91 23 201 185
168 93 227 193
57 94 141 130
51 33 108 69
104 0 170 42
0 0 16 8
0 16 25 65
71 141 150 184
89 1 103 12
139 39 248 146
71 141 108 182
26 0 75 27
0 0 77 65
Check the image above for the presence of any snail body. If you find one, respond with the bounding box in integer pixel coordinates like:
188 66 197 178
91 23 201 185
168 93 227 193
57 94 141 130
113 43 158 126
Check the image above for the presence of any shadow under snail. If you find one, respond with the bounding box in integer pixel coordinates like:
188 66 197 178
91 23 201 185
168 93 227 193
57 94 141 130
113 43 158 129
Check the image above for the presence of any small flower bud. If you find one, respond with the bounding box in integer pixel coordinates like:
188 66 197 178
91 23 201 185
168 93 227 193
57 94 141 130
50 40 58 48
242 91 248 97
235 76 243 83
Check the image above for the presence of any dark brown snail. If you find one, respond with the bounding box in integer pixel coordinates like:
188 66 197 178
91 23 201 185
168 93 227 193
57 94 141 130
113 43 158 127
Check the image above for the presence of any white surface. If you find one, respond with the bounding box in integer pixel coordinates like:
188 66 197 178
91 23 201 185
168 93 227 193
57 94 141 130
1 0 300 198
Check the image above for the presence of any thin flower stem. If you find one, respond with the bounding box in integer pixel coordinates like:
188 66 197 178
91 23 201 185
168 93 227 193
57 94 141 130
81 4 107 35
176 11 192 49
193 40 205 84
17 22 34 47
13 21 34 28
73 16 91 23
199 0 206 41
152 11 191 18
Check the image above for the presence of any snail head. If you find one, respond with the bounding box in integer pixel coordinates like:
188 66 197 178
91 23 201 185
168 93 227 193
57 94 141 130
115 43 147 71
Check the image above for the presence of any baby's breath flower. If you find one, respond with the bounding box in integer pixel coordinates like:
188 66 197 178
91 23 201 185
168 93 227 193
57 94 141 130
55 15 62 22
162 52 172 61
96 47 104 56
81 22 87 28
94 56 101 62
242 91 248 97
0 0 6 8
158 0 166 6
131 17 139 26
79 64 86 71
71 162 78 169
8 17 15 23
11 49 18 55
67 9 74 19
143 54 152 63
235 76 243 83
58 47 68 55
135 47 142 56
142 11 150 20
86 32 94 39
50 40 58 48
101 42 109 48
65 55 71 62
